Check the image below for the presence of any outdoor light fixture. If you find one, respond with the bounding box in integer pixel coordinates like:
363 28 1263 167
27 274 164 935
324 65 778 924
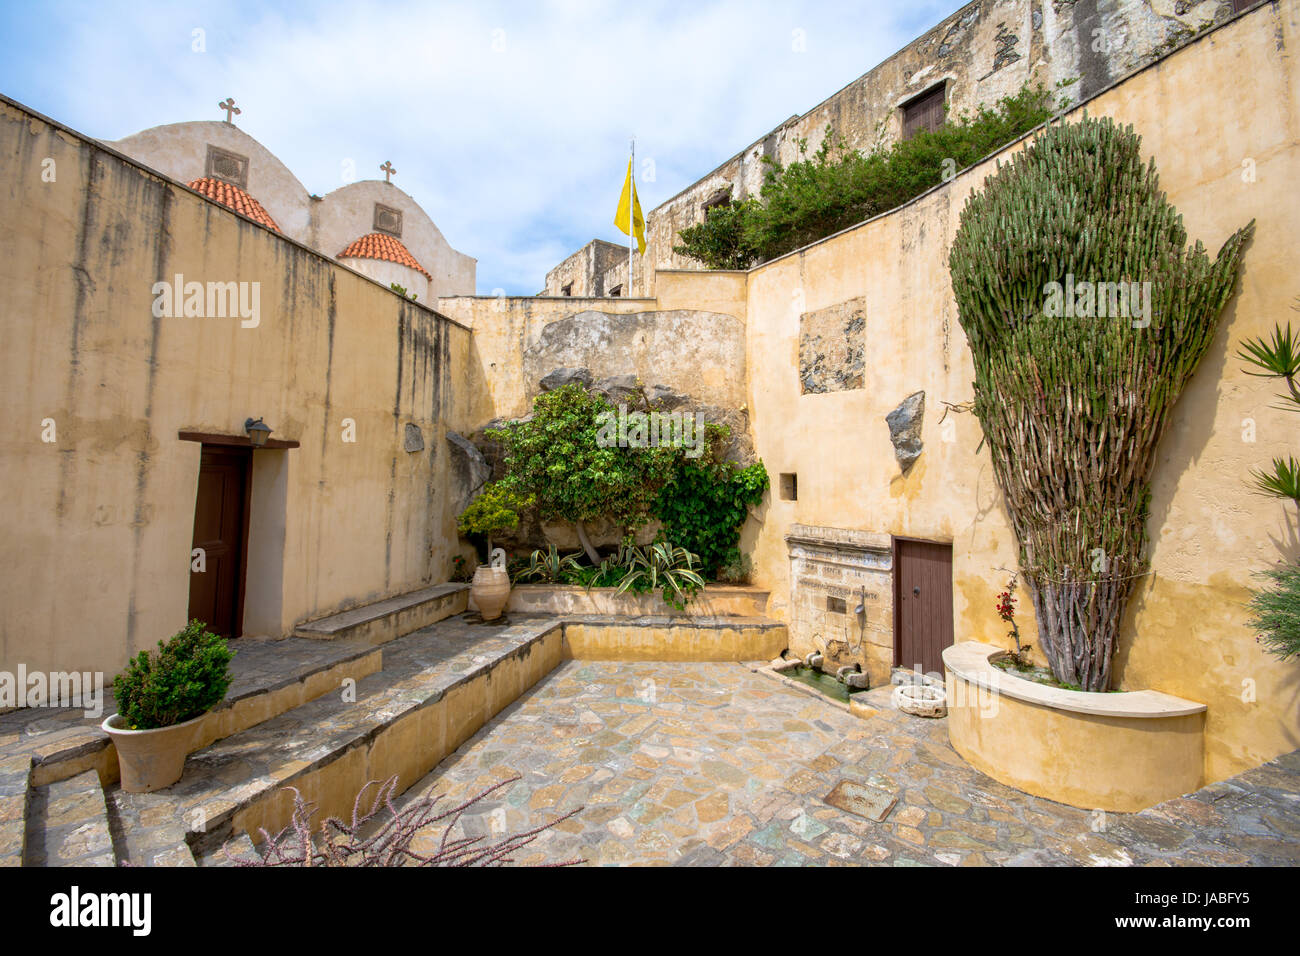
244 417 273 447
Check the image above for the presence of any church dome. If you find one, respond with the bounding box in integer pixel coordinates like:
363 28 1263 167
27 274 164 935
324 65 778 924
337 232 431 280
187 177 281 232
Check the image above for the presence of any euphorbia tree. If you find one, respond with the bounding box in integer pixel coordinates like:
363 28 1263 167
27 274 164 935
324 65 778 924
949 115 1252 690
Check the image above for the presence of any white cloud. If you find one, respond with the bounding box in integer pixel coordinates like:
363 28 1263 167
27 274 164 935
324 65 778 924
0 0 966 293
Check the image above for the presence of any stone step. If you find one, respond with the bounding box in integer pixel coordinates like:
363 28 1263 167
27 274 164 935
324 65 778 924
0 754 31 867
24 770 115 866
293 583 469 645
113 614 563 858
0 634 383 792
104 787 196 866
195 831 259 867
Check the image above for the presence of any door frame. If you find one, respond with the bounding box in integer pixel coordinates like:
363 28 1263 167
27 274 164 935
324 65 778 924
891 535 954 671
190 443 254 639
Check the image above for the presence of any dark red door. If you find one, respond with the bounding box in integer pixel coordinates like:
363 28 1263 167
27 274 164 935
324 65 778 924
188 446 251 638
894 539 954 675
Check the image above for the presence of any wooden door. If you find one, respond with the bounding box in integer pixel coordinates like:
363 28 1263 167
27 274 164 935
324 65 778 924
894 539 954 675
188 446 251 638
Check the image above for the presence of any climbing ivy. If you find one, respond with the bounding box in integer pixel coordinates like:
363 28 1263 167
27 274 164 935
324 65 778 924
653 426 769 579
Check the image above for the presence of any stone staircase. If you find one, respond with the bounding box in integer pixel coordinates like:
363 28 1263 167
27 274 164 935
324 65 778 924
0 580 786 867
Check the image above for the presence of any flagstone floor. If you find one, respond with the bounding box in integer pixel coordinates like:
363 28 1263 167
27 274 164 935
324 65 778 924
402 660 1299 867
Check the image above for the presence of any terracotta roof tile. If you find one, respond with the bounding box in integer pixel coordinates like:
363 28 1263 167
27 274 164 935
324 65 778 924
337 232 431 280
187 177 281 232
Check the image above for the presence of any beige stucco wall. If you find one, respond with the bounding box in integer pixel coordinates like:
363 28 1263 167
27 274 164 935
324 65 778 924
739 0 1300 783
0 98 474 677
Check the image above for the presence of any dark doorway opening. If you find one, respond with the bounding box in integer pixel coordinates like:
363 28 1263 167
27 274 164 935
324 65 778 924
893 537 954 676
188 445 252 638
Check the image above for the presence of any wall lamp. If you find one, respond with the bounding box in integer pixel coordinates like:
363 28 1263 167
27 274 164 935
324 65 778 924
244 417 273 447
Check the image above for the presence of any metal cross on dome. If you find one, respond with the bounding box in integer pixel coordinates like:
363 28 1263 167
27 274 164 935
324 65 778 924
218 98 241 124
381 160 396 183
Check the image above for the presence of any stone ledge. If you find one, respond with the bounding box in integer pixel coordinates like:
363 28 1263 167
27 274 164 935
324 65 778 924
293 583 469 644
942 642 1206 719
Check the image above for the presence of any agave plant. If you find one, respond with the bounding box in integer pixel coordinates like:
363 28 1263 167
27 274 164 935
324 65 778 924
515 544 583 583
1237 301 1300 508
616 541 706 610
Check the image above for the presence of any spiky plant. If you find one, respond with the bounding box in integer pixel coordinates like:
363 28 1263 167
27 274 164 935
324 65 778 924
223 774 582 867
1246 562 1300 661
949 115 1253 690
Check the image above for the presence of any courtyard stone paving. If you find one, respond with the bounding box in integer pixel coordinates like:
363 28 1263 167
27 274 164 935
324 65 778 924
405 660 1300 866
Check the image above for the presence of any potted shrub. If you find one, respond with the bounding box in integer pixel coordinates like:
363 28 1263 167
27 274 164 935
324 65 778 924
457 481 530 621
102 620 234 793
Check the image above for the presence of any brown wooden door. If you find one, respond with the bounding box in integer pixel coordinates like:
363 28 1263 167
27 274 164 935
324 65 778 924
188 446 251 638
894 539 954 675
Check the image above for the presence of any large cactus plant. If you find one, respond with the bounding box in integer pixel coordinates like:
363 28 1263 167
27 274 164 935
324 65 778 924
949 115 1253 690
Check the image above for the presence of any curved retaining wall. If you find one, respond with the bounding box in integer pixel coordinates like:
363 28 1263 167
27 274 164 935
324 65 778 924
943 642 1206 812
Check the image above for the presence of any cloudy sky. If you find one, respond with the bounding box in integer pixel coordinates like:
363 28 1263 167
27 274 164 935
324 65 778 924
0 0 966 294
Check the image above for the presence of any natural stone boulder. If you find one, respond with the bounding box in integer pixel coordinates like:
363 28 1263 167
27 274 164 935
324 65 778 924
403 423 425 453
885 391 925 472
593 373 644 408
446 430 491 514
539 367 592 392
645 383 689 410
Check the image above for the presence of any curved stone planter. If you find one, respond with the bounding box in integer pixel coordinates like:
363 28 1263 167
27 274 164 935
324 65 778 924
943 642 1206 812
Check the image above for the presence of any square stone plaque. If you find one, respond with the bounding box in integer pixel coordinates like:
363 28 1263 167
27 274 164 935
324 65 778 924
824 780 898 822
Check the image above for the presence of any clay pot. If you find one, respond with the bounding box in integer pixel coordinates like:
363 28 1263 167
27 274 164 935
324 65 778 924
102 712 206 793
471 565 511 621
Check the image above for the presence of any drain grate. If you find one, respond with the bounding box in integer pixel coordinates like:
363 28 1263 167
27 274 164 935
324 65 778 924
824 780 898 822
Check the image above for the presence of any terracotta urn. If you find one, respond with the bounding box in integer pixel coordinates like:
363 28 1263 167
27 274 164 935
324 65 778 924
102 712 207 793
471 565 511 621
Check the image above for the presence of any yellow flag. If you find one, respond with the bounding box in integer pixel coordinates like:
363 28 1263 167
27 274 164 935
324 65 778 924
614 159 646 254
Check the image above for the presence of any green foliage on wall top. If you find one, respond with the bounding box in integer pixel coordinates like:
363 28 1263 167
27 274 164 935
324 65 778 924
674 82 1060 270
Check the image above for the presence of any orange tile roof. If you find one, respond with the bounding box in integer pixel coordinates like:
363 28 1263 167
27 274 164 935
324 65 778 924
337 232 431 280
187 177 281 232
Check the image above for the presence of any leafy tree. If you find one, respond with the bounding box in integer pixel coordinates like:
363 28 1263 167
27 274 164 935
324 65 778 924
489 384 680 563
948 115 1252 691
457 481 530 553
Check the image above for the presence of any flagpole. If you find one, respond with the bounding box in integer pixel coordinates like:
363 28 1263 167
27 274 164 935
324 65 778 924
628 137 635 296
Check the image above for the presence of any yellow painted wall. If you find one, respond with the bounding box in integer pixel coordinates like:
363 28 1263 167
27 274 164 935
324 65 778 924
0 98 474 676
738 2 1300 783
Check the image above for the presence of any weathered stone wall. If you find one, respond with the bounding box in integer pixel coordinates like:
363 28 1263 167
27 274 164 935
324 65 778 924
547 0 1241 297
542 239 629 297
643 0 1240 291
0 96 475 675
